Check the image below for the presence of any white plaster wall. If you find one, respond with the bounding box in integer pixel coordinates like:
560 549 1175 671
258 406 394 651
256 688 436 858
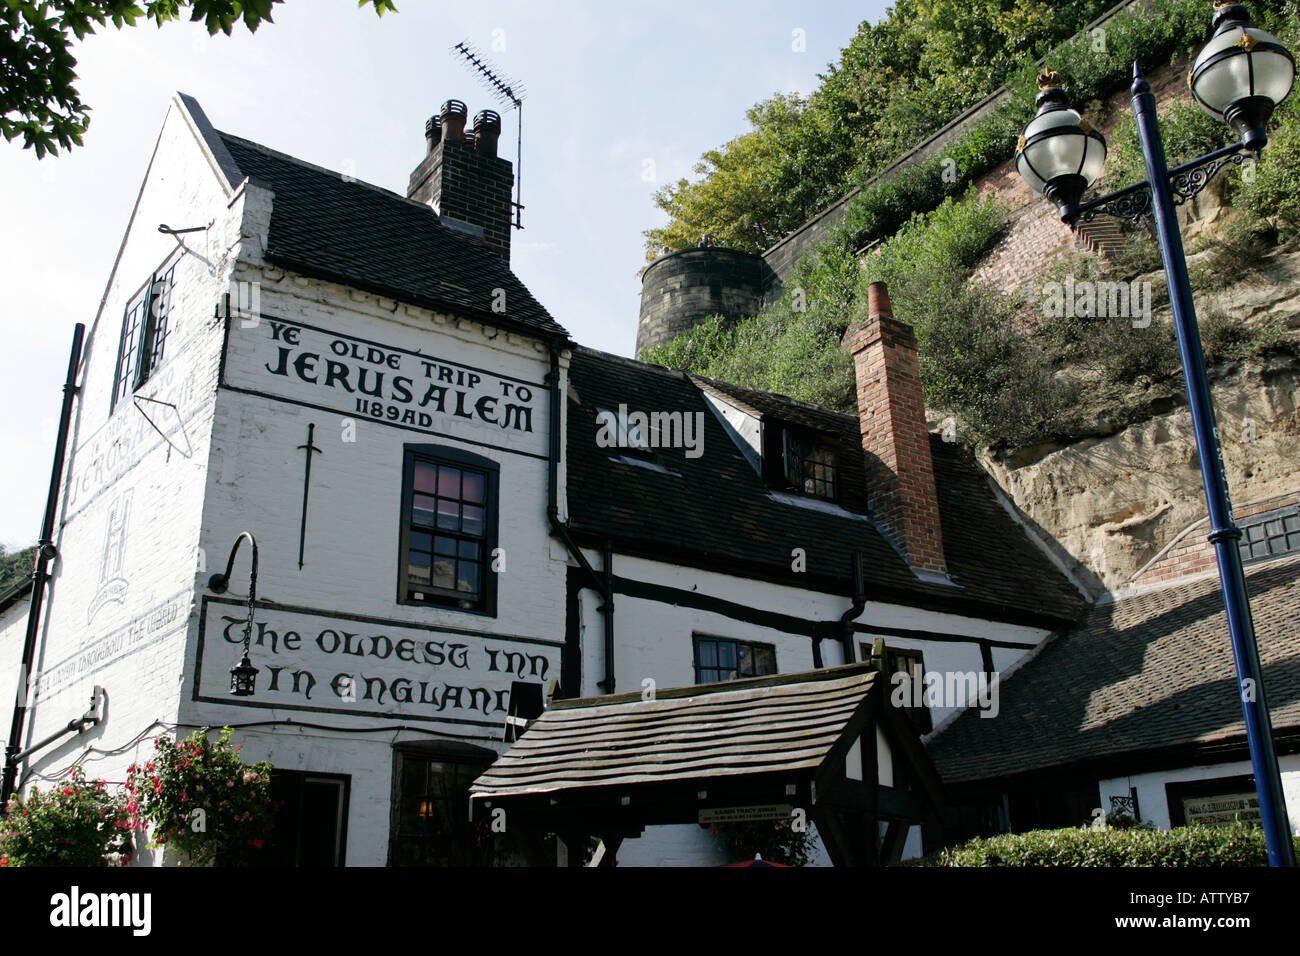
0 600 29 753
578 551 1054 866
1099 754 1300 832
17 98 243 820
195 270 565 642
580 554 1050 722
177 243 570 859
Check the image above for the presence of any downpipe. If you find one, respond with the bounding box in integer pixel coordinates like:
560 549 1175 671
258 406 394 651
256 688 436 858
545 340 615 694
2 324 85 810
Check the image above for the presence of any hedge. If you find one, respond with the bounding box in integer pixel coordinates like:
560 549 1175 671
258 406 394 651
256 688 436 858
918 823 1300 867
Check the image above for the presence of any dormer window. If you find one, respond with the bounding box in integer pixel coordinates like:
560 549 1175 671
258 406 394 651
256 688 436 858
764 423 838 501
785 431 838 500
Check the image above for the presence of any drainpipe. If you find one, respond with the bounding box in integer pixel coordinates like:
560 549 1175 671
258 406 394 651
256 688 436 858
544 341 615 694
601 538 614 693
3 324 85 810
838 551 866 665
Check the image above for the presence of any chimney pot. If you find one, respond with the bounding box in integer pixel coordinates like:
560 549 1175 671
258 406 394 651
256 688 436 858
440 99 468 144
424 115 442 154
407 99 515 263
473 109 502 158
867 281 893 320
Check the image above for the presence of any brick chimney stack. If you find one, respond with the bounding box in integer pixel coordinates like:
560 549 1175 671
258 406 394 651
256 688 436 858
846 282 947 577
407 100 514 262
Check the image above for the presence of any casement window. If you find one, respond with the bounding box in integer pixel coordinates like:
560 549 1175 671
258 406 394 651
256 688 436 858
1237 505 1300 564
763 423 838 501
398 444 499 615
389 743 497 867
111 252 180 412
784 430 838 500
693 635 777 684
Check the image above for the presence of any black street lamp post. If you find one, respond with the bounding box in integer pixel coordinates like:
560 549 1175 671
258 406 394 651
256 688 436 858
1016 2 1296 866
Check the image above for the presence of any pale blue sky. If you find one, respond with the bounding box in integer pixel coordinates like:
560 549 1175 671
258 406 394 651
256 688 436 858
0 0 891 550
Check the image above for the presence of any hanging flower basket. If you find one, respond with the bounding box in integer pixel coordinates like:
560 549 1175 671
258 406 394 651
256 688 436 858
125 726 274 867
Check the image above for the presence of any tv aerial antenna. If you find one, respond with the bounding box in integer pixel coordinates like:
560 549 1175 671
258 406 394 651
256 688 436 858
451 40 527 229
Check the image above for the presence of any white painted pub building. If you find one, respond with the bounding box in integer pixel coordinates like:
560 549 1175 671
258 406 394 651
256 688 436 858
8 91 1285 867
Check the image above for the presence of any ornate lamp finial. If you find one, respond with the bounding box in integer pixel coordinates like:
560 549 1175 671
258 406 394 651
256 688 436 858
1037 68 1063 90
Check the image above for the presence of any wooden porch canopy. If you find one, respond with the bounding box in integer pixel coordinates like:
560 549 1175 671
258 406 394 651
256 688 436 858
470 663 943 866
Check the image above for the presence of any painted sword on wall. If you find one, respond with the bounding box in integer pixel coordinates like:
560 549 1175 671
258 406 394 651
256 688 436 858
296 423 322 569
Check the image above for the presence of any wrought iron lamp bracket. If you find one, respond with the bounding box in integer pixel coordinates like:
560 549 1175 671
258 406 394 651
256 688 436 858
1168 149 1249 206
1075 185 1152 224
1068 141 1250 227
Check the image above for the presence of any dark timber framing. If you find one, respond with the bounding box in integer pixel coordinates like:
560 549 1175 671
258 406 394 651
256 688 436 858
469 663 943 866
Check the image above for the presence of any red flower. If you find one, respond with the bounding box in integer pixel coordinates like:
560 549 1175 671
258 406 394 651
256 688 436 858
249 838 263 849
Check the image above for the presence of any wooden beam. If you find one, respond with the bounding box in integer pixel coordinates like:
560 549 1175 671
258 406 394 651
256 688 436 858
880 820 909 865
588 835 624 867
557 831 587 867
811 809 858 867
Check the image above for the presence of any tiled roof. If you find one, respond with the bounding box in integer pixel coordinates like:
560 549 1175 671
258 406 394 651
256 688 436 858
929 554 1300 783
216 133 567 340
470 664 883 799
0 579 32 616
692 374 858 438
565 347 1086 626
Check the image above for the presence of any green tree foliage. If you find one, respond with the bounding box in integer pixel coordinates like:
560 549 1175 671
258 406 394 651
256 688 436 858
645 0 1115 256
2 0 398 157
1100 98 1235 195
649 95 810 254
645 192 1026 433
0 544 36 596
647 0 1300 449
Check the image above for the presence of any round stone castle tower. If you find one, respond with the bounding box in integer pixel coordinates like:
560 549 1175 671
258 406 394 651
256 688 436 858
635 242 775 357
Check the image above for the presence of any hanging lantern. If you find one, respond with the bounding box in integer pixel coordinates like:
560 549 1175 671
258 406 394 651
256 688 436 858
230 651 258 697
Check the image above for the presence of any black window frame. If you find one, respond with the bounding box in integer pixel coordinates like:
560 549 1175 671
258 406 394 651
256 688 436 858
388 740 498 867
762 423 839 502
1237 505 1300 565
692 634 777 685
397 444 500 616
111 250 181 413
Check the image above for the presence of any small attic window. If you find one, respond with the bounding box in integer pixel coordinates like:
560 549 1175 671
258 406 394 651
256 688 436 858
595 406 657 460
1238 505 1300 564
763 423 838 501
